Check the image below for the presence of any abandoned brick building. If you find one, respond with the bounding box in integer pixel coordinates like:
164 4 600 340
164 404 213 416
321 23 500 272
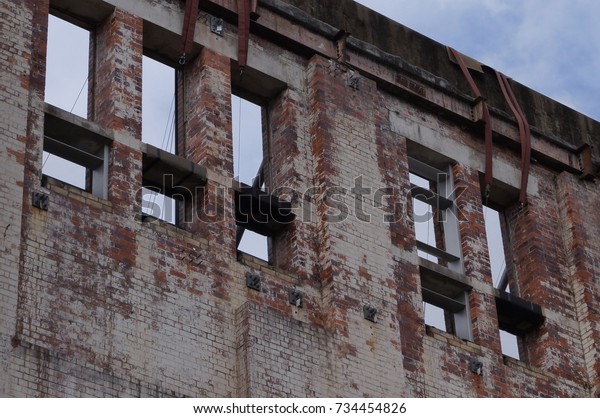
2 0 600 397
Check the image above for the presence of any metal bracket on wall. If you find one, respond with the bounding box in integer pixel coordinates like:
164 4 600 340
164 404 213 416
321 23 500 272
363 305 377 323
32 191 49 211
577 143 595 180
210 16 224 36
469 359 483 376
289 290 303 307
246 271 261 291
348 72 360 90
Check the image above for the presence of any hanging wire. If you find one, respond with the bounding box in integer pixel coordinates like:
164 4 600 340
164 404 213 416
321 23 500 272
160 93 176 153
70 75 89 114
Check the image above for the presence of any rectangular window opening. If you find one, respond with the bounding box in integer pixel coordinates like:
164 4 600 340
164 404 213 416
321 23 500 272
238 230 269 262
409 157 471 340
500 330 520 360
233 94 269 262
43 15 97 190
408 163 461 271
483 201 535 360
410 172 439 264
42 105 110 198
142 56 176 153
45 14 90 119
140 56 178 225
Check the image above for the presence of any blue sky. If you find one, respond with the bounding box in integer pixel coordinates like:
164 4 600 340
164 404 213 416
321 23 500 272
356 0 600 121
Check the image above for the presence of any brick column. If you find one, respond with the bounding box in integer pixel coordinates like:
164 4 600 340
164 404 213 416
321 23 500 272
87 9 142 286
306 55 416 396
1 0 49 395
452 164 502 352
505 174 587 384
179 48 236 250
265 87 318 274
90 8 143 138
555 173 600 395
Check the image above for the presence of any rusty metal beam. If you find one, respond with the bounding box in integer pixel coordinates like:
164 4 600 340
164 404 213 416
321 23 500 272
181 0 199 63
237 0 251 69
236 0 260 70
449 47 493 194
496 71 531 205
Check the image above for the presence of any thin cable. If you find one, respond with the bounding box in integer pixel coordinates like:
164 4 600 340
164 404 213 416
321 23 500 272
70 75 89 114
160 93 176 152
43 75 89 170
166 111 176 154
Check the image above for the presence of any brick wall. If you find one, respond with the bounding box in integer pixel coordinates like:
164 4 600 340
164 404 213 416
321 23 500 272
1 0 599 398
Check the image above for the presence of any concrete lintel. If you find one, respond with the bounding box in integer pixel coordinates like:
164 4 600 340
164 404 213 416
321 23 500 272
390 109 540 198
419 257 472 298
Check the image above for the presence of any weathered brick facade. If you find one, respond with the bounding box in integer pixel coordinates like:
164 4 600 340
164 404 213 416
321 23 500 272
1 0 599 397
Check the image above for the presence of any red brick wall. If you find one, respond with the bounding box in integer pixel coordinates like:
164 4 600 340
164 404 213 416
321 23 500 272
1 0 598 398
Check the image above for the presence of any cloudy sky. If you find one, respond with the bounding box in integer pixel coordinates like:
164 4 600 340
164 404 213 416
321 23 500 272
44 1 599 358
356 0 600 121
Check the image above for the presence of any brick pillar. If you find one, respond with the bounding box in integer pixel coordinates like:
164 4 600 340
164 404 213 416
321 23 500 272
180 48 233 177
266 87 317 275
556 173 600 396
506 175 587 384
88 8 142 277
452 164 504 396
90 8 142 137
306 55 414 396
179 48 236 250
1 0 49 395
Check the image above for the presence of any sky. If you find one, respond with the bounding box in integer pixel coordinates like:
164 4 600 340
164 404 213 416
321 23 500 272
355 0 600 121
43 1 600 359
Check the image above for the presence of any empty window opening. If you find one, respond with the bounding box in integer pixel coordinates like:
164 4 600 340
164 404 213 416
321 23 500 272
45 15 90 118
43 15 91 185
408 160 462 271
42 105 110 198
483 203 525 360
409 157 471 340
142 56 176 152
483 205 508 289
141 188 177 225
233 95 264 185
142 56 177 224
233 94 269 261
42 153 86 190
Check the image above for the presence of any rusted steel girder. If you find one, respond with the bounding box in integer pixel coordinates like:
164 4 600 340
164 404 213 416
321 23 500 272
237 0 259 70
496 71 532 205
449 47 494 196
180 0 199 64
